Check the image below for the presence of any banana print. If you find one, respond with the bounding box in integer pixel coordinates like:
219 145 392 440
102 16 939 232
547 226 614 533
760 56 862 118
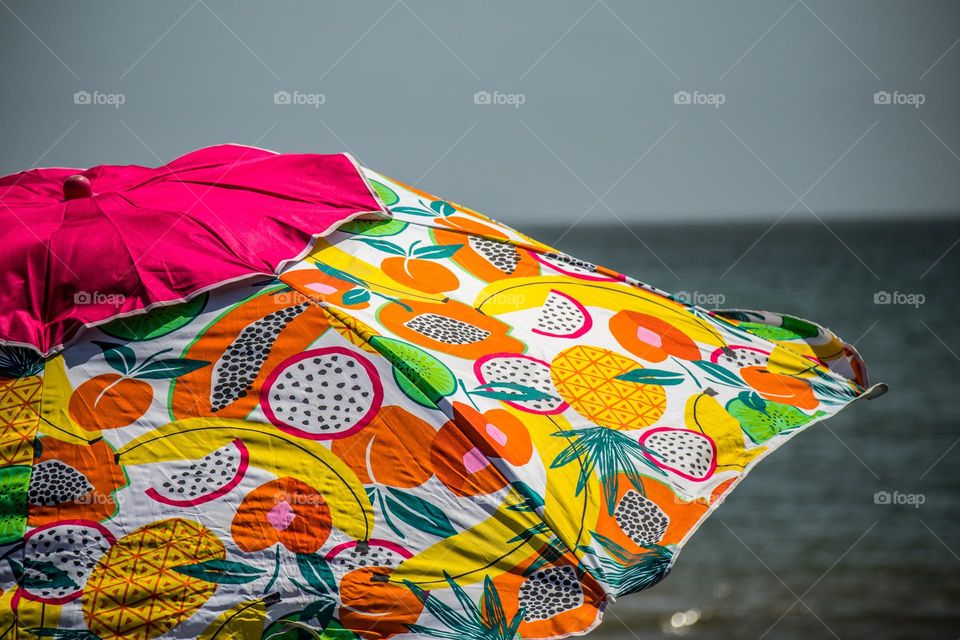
199 594 279 640
684 389 766 470
117 418 376 542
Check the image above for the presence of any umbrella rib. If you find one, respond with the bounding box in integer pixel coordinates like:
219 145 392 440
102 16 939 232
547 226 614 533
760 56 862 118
168 179 328 205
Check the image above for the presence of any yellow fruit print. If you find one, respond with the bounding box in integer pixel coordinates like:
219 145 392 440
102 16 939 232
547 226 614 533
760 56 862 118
198 594 279 640
684 388 766 471
0 366 43 467
550 345 667 430
83 518 225 640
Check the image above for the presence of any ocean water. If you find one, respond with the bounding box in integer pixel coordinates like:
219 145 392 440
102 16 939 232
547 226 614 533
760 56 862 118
521 219 960 640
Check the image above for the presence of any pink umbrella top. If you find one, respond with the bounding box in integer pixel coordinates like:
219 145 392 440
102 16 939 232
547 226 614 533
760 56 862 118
0 144 388 355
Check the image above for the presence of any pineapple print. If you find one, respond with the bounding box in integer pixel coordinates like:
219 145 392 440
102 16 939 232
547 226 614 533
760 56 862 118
0 361 43 467
83 518 225 640
551 345 666 430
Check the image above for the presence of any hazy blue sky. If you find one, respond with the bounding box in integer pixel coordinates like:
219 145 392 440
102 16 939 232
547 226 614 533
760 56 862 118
1 1 958 224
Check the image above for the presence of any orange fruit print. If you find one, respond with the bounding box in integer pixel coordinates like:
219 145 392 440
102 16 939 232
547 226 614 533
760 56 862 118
381 256 460 293
331 405 436 488
69 374 152 430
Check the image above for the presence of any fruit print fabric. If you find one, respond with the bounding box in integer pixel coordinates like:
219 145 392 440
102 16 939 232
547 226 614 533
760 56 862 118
0 168 875 639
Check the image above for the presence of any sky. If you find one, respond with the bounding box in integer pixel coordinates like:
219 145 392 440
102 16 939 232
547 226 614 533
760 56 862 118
1 0 958 224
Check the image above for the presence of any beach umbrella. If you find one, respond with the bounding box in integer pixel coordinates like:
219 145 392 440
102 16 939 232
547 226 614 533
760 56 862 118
0 145 881 640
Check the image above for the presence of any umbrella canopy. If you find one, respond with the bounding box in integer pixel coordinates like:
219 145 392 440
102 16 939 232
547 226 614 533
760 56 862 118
0 147 879 640
0 144 387 355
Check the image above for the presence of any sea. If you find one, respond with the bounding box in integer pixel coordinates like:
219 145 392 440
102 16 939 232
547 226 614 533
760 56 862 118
521 219 960 640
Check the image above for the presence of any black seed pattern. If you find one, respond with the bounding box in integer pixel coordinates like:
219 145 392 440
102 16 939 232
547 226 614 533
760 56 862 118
158 445 241 500
715 349 767 368
543 252 599 275
270 353 374 433
615 490 669 546
328 545 405 576
210 302 310 411
403 314 490 345
646 431 713 478
519 566 584 621
28 461 93 506
479 357 561 412
535 291 584 335
469 236 520 274
24 525 111 598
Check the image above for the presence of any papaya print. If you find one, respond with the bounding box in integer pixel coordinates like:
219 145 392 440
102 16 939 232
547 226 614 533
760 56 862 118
27 438 127 525
378 299 525 360
488 550 607 638
0 163 878 640
594 474 709 554
171 288 331 419
431 216 540 282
